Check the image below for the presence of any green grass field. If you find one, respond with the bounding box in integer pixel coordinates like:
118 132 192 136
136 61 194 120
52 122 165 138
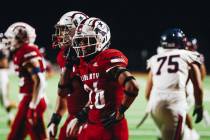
0 73 210 140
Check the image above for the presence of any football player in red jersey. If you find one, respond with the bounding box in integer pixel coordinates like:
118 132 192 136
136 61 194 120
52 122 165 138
47 11 89 140
4 22 47 140
65 17 139 140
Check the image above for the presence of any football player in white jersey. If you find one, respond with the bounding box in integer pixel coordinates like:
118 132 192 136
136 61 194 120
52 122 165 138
145 28 203 140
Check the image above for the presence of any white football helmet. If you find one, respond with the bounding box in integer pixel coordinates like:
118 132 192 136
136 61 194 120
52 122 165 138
72 17 111 57
4 22 36 46
52 11 88 48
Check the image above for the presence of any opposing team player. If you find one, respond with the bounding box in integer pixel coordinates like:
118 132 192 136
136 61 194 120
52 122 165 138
0 35 17 126
184 37 210 140
47 11 89 140
65 17 139 140
185 37 206 80
145 28 203 140
4 22 47 140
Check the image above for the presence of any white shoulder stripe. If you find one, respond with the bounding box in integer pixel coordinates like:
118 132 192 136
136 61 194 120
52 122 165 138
110 58 125 63
24 51 37 58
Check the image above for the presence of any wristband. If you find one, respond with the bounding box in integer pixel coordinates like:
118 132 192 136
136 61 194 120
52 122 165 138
75 107 89 123
119 104 128 115
50 113 62 125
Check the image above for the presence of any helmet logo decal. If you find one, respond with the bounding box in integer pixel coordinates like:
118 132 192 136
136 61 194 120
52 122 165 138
94 27 106 36
94 22 106 36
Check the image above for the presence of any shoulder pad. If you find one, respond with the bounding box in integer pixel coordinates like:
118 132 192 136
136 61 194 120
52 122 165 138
97 49 128 70
181 50 201 65
146 55 157 70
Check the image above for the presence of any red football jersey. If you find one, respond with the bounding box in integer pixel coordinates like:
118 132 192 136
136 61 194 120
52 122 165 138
13 43 45 94
56 48 67 68
60 69 89 115
74 49 128 123
56 47 89 115
66 86 89 115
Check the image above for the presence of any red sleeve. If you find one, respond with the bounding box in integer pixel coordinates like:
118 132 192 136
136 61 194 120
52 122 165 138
98 49 128 72
21 45 42 66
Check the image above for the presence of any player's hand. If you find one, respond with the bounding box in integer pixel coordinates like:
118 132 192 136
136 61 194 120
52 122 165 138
47 122 58 139
193 105 203 123
47 113 62 139
101 111 124 128
27 108 38 126
66 118 80 137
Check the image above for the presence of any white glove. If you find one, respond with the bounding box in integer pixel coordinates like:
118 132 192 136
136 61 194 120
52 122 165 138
66 118 79 137
47 123 57 138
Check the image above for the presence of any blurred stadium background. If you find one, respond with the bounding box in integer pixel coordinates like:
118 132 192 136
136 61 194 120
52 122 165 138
0 0 210 139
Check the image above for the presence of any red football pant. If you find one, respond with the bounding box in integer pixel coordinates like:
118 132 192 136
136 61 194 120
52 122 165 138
7 95 47 140
78 118 129 140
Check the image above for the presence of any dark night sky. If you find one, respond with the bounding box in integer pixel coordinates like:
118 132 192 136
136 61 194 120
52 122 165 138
1 0 210 71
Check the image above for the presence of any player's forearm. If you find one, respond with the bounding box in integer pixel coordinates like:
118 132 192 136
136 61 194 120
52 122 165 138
145 71 153 101
57 68 74 97
190 64 203 106
114 68 139 109
30 74 40 107
200 64 207 81
54 96 67 116
121 78 139 110
194 87 203 106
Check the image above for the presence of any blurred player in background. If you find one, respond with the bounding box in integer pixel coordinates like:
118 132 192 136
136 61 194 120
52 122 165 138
185 37 206 80
65 17 139 140
0 34 17 126
4 22 47 140
39 47 55 79
184 37 210 140
145 28 203 140
47 11 89 140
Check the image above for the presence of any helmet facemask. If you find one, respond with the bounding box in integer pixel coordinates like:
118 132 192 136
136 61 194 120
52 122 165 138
72 35 99 57
52 25 75 48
